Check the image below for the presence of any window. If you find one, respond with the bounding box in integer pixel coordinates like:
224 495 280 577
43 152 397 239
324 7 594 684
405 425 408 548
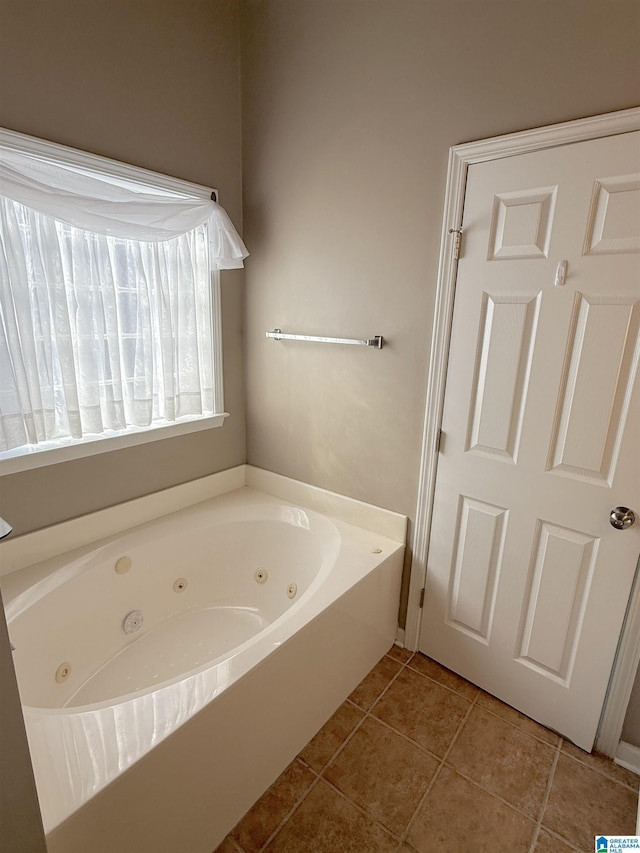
0 130 247 473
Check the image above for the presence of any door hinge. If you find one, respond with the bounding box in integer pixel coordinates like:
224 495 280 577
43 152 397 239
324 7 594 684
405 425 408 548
419 588 425 608
449 228 463 260
434 428 443 453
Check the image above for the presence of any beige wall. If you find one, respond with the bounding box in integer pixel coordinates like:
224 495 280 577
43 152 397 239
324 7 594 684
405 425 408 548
241 0 640 521
0 0 245 535
240 0 640 735
0 590 47 852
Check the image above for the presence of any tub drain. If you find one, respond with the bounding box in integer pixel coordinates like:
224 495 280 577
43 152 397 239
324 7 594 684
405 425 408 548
123 610 144 634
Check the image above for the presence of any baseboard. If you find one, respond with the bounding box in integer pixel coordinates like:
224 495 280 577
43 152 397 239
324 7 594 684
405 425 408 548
615 740 640 776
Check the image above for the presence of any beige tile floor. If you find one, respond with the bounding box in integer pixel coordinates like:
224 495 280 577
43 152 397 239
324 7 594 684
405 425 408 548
215 646 639 853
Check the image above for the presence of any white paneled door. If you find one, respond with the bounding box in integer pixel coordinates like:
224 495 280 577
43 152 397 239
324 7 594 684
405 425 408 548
418 130 640 750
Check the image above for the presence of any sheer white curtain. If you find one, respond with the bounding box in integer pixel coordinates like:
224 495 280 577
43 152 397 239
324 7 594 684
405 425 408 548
0 138 248 453
0 151 249 264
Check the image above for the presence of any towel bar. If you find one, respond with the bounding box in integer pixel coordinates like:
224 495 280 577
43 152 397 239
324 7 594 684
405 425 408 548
265 329 384 349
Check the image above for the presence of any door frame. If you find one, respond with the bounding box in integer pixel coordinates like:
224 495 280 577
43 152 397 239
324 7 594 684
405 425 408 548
405 106 640 755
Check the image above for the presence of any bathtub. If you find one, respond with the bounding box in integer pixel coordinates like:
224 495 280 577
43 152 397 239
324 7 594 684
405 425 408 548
0 466 405 853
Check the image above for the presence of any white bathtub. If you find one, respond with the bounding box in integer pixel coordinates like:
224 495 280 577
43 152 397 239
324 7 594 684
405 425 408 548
0 466 405 853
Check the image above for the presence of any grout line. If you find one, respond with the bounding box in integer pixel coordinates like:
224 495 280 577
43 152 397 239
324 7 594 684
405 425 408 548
289 649 426 846
219 832 245 853
368 651 477 759
410 653 568 754
257 648 410 850
313 707 369 772
221 838 243 853
298 649 406 775
320 775 404 844
409 658 559 748
559 741 640 793
368 710 450 764
397 682 565 849
439 685 480 762
311 654 404 771
429 694 562 835
256 772 323 852
436 760 551 828
399 761 445 849
529 736 561 853
223 835 243 852
359 651 410 713
404 656 481 701
324 649 455 844
314 650 409 771
471 703 562 749
534 826 589 853
398 685 479 847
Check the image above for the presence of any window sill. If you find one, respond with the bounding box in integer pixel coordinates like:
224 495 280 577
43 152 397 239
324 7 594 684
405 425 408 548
0 414 229 476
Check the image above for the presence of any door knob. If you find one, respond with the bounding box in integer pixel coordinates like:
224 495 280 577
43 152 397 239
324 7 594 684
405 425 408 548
610 507 636 530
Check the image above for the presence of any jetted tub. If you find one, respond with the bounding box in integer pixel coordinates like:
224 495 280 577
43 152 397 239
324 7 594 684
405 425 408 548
0 466 405 853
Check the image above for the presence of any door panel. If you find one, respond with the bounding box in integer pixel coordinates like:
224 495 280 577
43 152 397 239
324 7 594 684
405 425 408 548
467 291 540 462
548 294 640 485
419 131 640 750
517 520 597 684
447 495 507 641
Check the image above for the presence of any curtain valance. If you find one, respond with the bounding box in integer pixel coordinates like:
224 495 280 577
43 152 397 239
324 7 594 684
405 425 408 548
0 147 249 268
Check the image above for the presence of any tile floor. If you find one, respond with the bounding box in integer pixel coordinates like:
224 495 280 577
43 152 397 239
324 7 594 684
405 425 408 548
215 646 639 853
